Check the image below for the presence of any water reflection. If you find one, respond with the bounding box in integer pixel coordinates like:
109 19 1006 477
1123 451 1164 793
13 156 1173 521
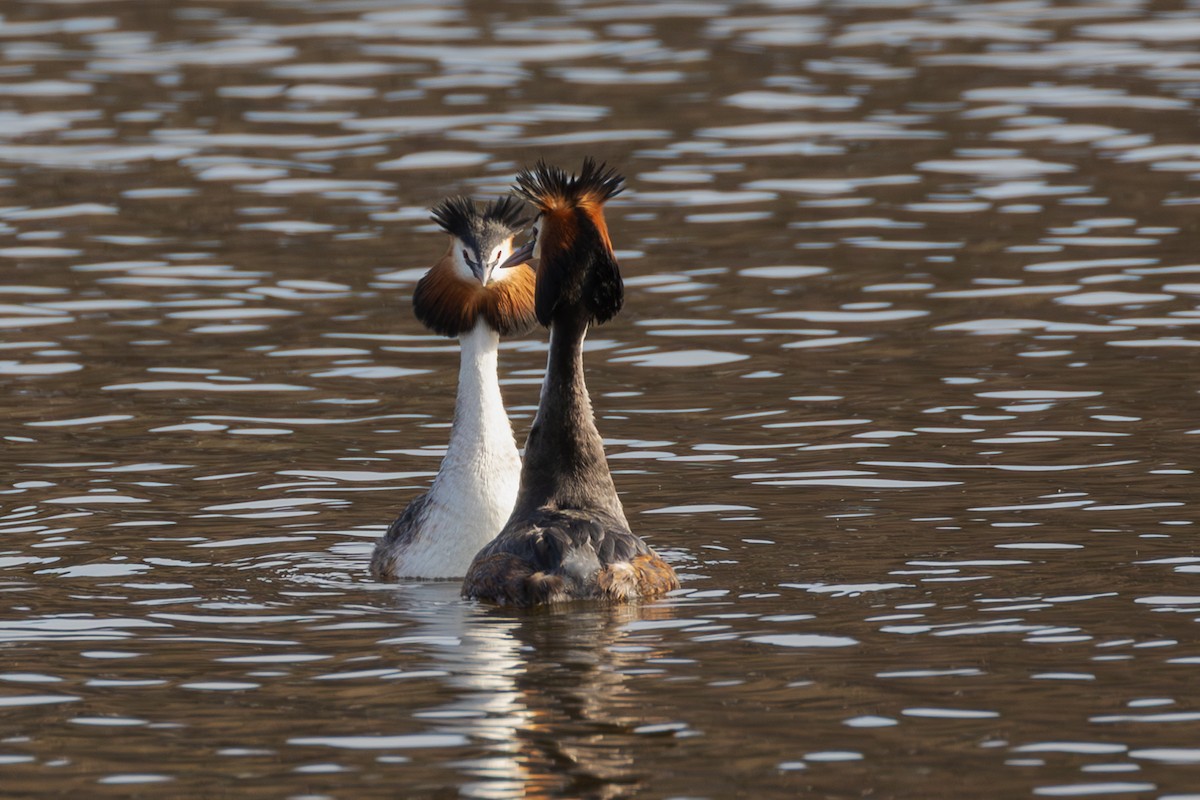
427 599 682 799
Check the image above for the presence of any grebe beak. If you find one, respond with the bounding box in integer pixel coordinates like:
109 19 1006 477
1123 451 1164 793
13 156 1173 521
464 253 489 286
495 238 535 272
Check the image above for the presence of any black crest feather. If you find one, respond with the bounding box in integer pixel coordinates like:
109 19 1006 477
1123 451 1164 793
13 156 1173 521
430 195 529 241
429 195 476 240
481 194 530 231
513 157 624 209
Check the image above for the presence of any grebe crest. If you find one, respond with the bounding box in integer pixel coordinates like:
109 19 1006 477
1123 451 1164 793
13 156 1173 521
511 158 624 327
413 195 537 338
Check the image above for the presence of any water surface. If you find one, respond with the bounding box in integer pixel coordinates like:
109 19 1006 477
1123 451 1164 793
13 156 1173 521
2 0 1200 797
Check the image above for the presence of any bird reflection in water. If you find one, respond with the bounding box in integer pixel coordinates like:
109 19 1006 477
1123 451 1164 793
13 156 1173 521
400 591 680 799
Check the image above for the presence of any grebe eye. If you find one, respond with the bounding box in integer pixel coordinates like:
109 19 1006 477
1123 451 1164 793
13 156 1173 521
462 249 469 261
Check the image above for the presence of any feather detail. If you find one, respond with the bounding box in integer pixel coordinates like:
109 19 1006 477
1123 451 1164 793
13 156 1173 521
513 159 625 327
481 260 538 336
533 211 623 327
413 246 537 338
431 195 529 242
512 158 624 212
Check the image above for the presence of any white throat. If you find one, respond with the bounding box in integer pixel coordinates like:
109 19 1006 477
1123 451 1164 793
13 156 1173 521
444 323 515 465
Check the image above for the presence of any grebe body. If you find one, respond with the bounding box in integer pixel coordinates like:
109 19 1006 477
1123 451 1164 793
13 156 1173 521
371 196 535 580
463 160 679 605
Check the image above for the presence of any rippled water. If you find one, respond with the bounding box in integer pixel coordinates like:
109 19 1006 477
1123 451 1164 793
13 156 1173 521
2 0 1200 796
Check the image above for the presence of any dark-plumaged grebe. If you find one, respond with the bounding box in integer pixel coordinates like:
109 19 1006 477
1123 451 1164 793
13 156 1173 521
371 196 536 580
462 159 679 606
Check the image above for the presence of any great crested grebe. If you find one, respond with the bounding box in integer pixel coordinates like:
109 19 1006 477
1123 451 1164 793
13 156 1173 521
370 195 536 580
462 159 679 606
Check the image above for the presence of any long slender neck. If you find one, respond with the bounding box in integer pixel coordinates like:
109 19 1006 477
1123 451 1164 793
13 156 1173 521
442 322 512 464
512 312 625 520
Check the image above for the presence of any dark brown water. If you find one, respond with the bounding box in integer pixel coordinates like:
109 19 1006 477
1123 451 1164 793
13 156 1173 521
2 0 1200 797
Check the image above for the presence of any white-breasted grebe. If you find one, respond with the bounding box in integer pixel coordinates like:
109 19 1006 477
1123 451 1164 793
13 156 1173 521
462 159 679 605
371 195 536 580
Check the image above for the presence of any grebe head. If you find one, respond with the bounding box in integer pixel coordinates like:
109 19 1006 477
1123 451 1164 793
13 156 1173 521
506 158 625 327
412 195 537 338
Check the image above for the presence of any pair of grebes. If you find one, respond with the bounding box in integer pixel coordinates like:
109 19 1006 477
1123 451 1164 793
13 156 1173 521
370 159 679 607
